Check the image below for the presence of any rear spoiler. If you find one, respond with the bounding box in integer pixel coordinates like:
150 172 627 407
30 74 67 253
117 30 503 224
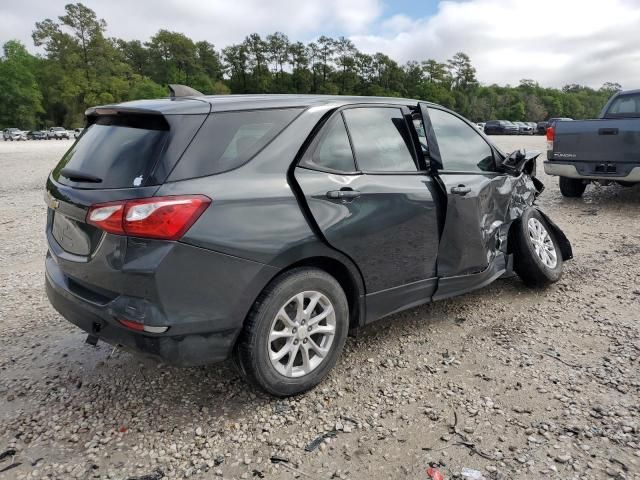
84 84 209 122
84 106 163 117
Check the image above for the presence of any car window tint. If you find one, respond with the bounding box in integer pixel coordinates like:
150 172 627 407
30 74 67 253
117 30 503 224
608 93 640 116
170 108 302 180
428 108 494 172
52 114 170 189
302 114 356 172
342 107 417 172
413 118 429 156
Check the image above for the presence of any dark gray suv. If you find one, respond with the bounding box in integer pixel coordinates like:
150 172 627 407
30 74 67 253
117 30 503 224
45 88 572 396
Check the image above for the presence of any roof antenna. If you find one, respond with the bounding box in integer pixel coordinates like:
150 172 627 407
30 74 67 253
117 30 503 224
168 84 204 98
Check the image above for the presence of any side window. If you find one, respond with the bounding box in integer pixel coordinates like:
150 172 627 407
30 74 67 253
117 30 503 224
342 107 417 172
301 113 356 172
428 108 494 172
413 117 428 153
169 108 302 181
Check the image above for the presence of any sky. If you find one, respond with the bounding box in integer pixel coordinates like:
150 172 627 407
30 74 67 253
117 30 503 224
1 0 640 88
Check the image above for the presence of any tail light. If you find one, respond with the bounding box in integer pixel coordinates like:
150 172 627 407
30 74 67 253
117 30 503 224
87 195 210 241
546 126 555 152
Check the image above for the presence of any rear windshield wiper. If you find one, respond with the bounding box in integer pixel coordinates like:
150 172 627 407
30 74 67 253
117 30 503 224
60 168 102 183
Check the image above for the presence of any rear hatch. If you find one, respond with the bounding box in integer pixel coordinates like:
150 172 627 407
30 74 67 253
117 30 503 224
47 100 210 258
553 119 640 164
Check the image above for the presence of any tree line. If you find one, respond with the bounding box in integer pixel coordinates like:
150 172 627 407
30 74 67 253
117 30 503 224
0 2 624 129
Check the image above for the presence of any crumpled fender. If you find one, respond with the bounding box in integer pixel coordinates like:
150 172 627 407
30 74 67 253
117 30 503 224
507 206 573 262
534 208 573 261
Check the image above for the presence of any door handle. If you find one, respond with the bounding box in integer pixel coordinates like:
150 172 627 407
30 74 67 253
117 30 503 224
326 189 361 200
598 128 619 135
450 185 471 195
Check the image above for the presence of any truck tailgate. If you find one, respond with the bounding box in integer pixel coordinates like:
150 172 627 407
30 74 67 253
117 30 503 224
553 119 640 163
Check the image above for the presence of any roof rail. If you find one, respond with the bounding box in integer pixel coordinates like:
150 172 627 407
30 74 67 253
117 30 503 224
168 84 204 98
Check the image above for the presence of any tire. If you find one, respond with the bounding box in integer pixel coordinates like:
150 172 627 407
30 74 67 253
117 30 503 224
559 176 586 197
235 267 349 397
512 209 564 287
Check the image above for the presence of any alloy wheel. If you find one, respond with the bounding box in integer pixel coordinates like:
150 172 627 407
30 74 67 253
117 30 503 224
527 217 557 268
268 291 336 378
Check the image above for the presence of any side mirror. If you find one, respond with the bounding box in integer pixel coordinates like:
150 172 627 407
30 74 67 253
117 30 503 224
500 149 540 174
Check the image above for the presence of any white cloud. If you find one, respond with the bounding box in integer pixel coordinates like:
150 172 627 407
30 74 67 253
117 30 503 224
352 0 640 88
1 0 638 88
0 0 382 50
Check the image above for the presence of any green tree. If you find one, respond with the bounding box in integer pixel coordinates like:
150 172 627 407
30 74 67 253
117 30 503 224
448 52 477 90
266 32 290 92
0 40 44 127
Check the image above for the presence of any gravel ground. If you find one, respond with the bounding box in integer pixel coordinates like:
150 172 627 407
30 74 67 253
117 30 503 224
1 136 639 480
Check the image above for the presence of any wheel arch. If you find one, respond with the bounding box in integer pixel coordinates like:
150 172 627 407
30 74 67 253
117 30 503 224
238 253 366 342
285 256 364 330
506 207 573 261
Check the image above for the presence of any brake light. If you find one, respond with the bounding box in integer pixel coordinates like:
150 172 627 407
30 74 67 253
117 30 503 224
87 195 210 240
546 126 554 151
546 126 555 141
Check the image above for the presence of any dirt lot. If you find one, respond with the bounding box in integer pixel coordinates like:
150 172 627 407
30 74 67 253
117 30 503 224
1 136 639 480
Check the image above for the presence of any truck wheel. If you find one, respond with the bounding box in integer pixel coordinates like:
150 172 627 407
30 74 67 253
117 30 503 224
235 268 349 397
559 177 586 197
512 209 563 287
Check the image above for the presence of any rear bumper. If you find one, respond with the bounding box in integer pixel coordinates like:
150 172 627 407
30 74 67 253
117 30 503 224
544 161 640 182
46 268 235 366
45 239 278 366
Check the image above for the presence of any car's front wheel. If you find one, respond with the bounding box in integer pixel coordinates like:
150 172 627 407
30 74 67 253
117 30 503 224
559 177 586 197
512 209 563 287
235 268 349 397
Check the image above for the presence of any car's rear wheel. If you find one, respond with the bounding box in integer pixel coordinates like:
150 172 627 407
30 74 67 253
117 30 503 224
235 268 349 397
559 177 586 197
512 209 563 287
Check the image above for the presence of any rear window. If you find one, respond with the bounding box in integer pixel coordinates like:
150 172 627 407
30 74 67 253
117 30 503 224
52 114 170 189
606 94 640 117
169 108 302 180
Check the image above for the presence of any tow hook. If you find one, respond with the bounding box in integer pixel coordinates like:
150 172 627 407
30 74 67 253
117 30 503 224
86 321 102 345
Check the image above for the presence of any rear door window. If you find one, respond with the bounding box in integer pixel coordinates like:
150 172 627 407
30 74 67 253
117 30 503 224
342 107 417 172
52 114 170 189
300 113 356 172
169 108 302 180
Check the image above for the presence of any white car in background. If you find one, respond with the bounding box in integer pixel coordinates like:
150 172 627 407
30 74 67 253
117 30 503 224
47 127 70 140
3 128 27 141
